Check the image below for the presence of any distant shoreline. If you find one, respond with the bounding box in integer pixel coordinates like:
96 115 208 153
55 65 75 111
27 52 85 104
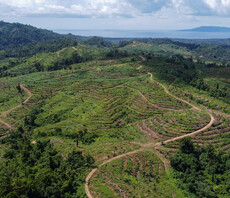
180 26 230 32
53 29 230 39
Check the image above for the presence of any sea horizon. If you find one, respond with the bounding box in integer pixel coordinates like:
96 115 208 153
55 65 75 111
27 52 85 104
53 29 230 39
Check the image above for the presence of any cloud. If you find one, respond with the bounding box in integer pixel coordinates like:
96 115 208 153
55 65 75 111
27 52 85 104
0 0 139 18
126 0 169 13
169 0 230 16
203 0 230 15
1 0 230 19
0 0 173 18
171 0 195 15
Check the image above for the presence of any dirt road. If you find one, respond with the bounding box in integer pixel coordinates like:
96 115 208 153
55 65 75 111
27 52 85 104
117 85 185 111
85 72 214 198
148 73 199 110
72 46 78 51
0 85 32 135
85 149 144 198
57 48 66 57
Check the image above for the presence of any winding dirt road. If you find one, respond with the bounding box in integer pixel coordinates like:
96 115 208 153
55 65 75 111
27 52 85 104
118 85 187 111
0 84 32 135
147 72 199 110
85 72 214 198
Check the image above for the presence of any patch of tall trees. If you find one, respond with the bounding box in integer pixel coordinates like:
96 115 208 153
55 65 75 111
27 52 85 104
170 137 230 198
0 127 94 198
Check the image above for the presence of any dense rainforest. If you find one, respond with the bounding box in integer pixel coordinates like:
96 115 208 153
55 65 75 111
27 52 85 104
171 138 230 198
0 128 94 197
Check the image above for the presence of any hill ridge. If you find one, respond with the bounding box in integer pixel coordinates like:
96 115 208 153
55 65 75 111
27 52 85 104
181 26 230 32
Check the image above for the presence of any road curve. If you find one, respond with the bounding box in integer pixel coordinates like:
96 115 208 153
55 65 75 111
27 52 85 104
20 85 32 104
148 72 199 110
164 112 214 144
85 72 214 198
0 84 32 135
85 148 144 198
117 85 184 111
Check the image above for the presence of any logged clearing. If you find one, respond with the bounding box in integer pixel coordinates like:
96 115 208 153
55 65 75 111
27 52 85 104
85 71 214 198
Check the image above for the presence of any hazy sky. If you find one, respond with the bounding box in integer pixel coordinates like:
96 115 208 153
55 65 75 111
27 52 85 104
1 0 230 30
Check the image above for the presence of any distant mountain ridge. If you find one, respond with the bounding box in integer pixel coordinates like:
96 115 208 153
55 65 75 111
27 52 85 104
181 26 230 32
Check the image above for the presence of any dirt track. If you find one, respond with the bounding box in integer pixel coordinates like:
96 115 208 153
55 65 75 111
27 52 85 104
0 85 32 135
72 46 78 51
85 72 214 198
148 73 199 111
117 85 185 111
85 149 144 198
57 48 66 57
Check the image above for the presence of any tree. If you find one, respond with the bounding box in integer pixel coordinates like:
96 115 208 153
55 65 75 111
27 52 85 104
73 129 85 147
180 137 194 154
16 83 22 94
170 139 230 198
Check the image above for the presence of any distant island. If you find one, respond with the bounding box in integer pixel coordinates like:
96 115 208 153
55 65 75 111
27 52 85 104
180 26 230 32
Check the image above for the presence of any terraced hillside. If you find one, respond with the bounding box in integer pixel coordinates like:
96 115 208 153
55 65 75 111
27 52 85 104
89 151 178 198
164 113 230 153
84 69 214 198
0 45 229 198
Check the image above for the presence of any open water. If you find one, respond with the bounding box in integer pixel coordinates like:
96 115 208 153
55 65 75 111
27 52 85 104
54 29 230 39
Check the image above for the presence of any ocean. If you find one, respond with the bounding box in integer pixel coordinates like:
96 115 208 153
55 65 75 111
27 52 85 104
53 29 230 39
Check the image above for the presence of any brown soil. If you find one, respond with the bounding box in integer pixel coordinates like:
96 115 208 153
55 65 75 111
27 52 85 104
85 72 215 198
57 48 66 57
118 85 183 111
0 85 32 136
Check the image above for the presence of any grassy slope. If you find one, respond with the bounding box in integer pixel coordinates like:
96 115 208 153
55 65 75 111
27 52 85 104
1 45 230 197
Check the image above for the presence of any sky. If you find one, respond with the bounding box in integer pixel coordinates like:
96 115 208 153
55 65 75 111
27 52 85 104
1 0 230 30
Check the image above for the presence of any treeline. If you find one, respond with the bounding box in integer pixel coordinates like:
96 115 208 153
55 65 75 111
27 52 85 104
30 49 99 72
47 51 86 71
83 36 133 49
106 47 129 58
169 57 229 99
0 58 22 77
84 36 112 48
0 21 85 59
146 54 230 100
134 38 200 50
0 127 94 197
171 137 230 198
195 45 230 65
0 38 78 59
0 21 61 48
116 38 230 65
116 37 230 65
1 47 130 77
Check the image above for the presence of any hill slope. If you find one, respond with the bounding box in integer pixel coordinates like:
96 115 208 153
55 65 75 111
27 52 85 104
1 22 230 198
0 21 63 48
0 21 82 58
